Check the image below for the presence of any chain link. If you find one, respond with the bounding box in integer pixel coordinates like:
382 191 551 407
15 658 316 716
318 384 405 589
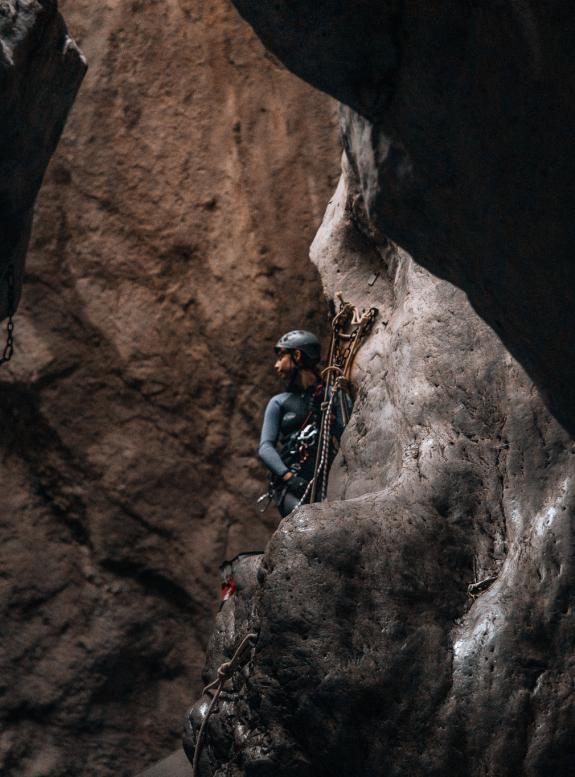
0 264 15 367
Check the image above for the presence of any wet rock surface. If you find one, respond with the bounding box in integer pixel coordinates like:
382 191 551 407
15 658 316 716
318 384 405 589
231 0 575 436
183 161 574 776
0 1 338 775
0 0 85 319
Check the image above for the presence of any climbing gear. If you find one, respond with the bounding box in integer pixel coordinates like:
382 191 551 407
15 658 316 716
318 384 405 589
220 577 236 602
275 330 321 365
192 632 258 777
292 422 319 468
0 264 16 367
256 488 273 513
302 295 378 506
281 423 319 472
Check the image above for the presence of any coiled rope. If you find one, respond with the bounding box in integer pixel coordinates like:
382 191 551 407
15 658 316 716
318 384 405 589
297 296 377 508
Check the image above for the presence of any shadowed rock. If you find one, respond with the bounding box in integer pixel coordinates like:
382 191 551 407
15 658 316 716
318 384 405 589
136 749 193 777
230 0 575 435
0 0 86 319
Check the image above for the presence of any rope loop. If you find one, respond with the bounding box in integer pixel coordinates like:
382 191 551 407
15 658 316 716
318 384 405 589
192 632 258 777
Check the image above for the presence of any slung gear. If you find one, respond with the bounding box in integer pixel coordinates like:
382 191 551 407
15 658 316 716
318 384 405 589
304 294 378 505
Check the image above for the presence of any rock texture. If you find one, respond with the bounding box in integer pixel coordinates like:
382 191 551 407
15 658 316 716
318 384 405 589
0 0 85 320
0 2 338 775
231 0 575 437
182 156 574 777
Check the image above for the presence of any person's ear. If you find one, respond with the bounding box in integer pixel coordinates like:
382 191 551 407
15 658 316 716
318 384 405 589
293 349 302 365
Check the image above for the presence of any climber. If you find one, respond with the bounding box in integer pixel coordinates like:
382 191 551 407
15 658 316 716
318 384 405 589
257 329 345 517
257 329 323 517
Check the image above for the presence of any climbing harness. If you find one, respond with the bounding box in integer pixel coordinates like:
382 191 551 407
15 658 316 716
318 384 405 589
0 264 15 367
303 294 378 506
192 632 258 777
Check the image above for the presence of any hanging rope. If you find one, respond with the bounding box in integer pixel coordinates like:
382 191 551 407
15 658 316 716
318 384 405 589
192 632 258 777
297 295 378 508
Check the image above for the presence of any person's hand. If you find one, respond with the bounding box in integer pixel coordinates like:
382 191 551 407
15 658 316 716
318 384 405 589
286 474 308 498
281 470 294 482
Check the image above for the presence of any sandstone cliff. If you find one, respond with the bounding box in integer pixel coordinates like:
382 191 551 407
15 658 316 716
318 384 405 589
0 2 338 775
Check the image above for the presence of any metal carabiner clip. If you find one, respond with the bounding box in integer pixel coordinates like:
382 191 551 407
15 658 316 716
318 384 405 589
256 491 272 513
298 423 318 444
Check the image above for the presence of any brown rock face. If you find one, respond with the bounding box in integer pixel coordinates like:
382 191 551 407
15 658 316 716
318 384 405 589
0 1 338 775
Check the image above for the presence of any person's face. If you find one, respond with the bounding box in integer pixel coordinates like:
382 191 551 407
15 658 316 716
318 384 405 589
275 349 298 381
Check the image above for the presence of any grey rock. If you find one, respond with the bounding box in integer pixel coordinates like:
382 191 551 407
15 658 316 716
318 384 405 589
181 553 262 776
184 160 574 776
0 0 85 320
230 0 575 436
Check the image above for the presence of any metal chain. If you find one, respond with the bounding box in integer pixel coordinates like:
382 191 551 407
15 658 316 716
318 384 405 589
0 265 15 367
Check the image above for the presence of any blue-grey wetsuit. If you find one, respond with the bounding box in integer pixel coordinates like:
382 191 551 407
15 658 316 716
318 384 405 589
258 382 324 516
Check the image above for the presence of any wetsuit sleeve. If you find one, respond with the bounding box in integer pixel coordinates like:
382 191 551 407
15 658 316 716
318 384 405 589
258 395 290 478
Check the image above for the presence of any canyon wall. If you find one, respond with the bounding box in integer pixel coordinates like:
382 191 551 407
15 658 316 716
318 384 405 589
4 3 574 776
181 149 574 777
0 1 339 775
172 3 575 776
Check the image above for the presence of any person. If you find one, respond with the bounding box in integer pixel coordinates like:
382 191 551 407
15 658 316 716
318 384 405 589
257 329 342 517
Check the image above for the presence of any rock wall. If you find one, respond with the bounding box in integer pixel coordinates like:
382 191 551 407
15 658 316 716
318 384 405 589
0 1 339 775
175 3 575 776
231 0 575 437
183 154 574 777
